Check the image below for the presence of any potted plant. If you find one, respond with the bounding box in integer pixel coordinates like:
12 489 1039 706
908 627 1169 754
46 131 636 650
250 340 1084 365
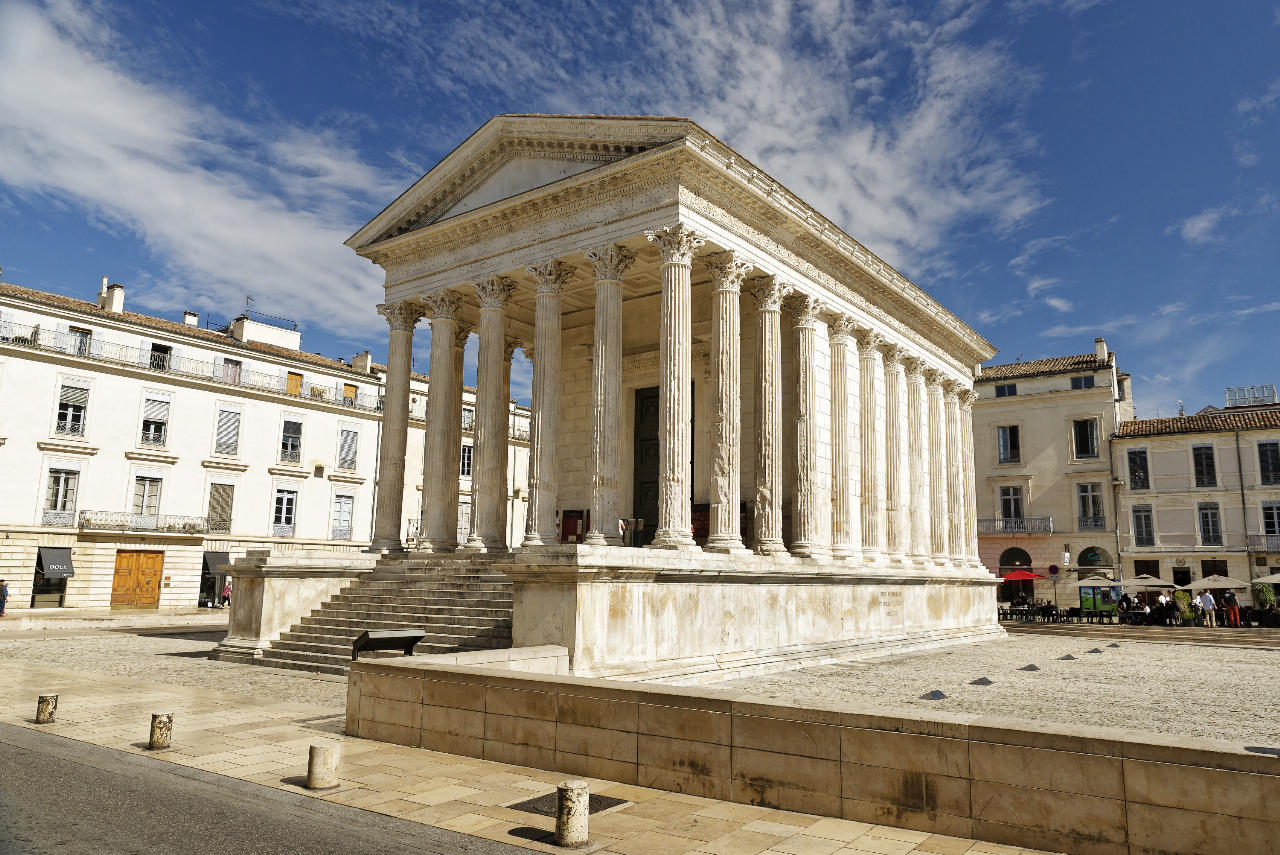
1173 590 1194 626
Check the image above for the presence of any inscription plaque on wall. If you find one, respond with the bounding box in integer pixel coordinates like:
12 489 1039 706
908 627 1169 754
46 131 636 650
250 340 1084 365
878 590 904 620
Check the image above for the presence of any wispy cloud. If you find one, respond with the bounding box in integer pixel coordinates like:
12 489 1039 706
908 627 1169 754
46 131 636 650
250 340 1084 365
1238 77 1280 124
1025 276 1059 296
1043 296 1073 312
1166 204 1237 245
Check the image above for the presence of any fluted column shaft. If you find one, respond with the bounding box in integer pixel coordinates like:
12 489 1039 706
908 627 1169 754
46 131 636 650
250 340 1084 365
646 225 704 550
858 333 885 560
883 346 909 560
748 277 787 555
829 318 856 558
704 252 752 552
372 301 422 550
421 292 463 550
443 321 472 548
523 261 570 547
789 294 825 558
906 360 931 561
945 385 964 559
960 391 979 562
495 339 516 545
467 276 515 551
925 373 949 560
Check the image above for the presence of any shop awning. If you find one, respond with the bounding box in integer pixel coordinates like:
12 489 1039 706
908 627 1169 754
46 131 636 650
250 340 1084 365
202 552 231 575
37 547 74 579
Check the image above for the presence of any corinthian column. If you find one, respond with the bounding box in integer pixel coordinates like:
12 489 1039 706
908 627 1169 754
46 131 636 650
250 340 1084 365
960 389 979 564
703 251 752 553
882 344 909 562
420 290 465 551
829 317 857 558
645 224 704 550
523 260 571 547
944 381 964 561
496 337 519 545
857 330 886 562
924 370 949 563
583 243 635 546
905 358 931 563
747 276 787 555
466 275 515 551
371 300 424 550
788 293 826 558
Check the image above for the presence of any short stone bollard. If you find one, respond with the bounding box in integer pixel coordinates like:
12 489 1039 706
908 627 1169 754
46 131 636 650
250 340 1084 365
306 742 341 790
148 713 174 750
35 694 58 724
554 779 590 848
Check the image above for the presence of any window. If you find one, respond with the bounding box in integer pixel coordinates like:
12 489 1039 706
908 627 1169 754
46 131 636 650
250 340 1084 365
999 486 1024 520
1260 442 1280 486
462 407 475 431
214 409 240 455
460 443 473 477
132 476 162 516
1072 419 1098 459
1173 567 1191 587
994 384 1017 398
44 469 78 526
342 383 358 405
148 343 172 371
207 483 234 533
273 489 297 536
1201 559 1228 578
69 327 92 357
280 420 302 463
997 426 1021 464
285 372 303 396
56 384 89 436
1071 375 1095 390
140 397 170 446
1077 483 1105 529
1198 502 1222 546
331 495 353 540
222 359 242 384
337 429 358 471
1133 559 1160 577
1192 445 1217 487
1132 505 1155 547
1128 449 1150 490
1262 502 1280 536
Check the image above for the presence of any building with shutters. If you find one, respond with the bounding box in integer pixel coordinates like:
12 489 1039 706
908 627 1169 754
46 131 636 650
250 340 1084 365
0 274 529 612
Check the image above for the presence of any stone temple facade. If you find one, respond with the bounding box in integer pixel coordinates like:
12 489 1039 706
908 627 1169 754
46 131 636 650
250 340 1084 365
346 114 1000 680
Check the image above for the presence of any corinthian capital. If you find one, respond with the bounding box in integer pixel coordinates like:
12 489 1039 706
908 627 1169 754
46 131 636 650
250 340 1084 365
583 243 636 283
829 315 856 342
423 288 464 321
903 357 926 378
922 367 944 386
527 259 574 295
377 300 425 331
959 389 978 409
745 275 787 311
702 250 753 293
475 275 516 309
453 321 474 349
854 327 885 351
645 223 704 265
503 336 523 363
785 293 823 327
879 342 907 365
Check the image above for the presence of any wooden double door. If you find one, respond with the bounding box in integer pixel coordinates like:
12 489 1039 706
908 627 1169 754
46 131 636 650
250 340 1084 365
111 550 163 608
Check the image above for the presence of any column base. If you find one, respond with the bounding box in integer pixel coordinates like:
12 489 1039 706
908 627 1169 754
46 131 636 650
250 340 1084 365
789 542 830 559
364 542 405 555
647 532 700 551
704 537 750 555
753 539 787 556
861 547 883 565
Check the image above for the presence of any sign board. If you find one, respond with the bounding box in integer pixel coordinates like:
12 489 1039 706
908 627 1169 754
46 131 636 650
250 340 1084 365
1048 564 1059 576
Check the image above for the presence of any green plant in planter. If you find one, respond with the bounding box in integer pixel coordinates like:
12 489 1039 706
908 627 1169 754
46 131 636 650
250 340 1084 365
1252 581 1276 609
1173 590 1194 623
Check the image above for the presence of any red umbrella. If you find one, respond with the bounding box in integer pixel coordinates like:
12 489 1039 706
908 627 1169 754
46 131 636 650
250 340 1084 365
1001 570 1044 580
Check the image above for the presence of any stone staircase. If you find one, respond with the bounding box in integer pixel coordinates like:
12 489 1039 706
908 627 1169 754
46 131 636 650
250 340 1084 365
252 557 513 676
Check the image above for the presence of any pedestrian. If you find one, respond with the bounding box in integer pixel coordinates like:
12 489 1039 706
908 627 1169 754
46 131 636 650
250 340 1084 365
1198 590 1217 628
1221 589 1240 628
220 579 232 608
0 579 8 617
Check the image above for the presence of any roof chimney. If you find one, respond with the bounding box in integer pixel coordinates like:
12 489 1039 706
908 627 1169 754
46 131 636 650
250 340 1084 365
352 350 373 374
96 275 109 309
1094 337 1108 360
103 283 124 314
182 310 199 327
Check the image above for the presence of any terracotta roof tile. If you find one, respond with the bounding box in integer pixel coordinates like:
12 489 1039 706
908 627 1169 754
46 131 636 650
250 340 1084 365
1115 407 1280 437
977 352 1112 382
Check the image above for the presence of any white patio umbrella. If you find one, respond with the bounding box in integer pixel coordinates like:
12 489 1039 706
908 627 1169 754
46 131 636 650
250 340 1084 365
1119 574 1176 590
1248 572 1280 586
1067 576 1116 588
1180 575 1249 591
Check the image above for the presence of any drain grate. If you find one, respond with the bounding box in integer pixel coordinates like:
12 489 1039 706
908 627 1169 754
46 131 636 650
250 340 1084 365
508 792 628 817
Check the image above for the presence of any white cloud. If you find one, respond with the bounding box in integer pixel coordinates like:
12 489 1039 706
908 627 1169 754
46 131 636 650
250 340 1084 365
0 0 402 337
1025 276 1059 296
1238 78 1280 123
1043 295 1073 312
1166 204 1237 245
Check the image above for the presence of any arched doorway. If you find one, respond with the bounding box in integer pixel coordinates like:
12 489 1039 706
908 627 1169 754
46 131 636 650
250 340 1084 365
999 547 1032 569
998 547 1034 602
1077 546 1112 568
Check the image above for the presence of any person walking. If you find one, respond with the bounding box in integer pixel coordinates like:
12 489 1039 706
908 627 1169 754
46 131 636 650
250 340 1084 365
220 579 232 609
1221 589 1240 628
1198 590 1217 628
0 579 8 617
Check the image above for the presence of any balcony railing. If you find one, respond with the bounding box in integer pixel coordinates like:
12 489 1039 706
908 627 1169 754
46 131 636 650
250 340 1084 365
140 429 167 447
0 321 383 413
978 517 1053 534
273 523 295 537
1078 515 1107 530
1248 534 1280 552
331 526 352 541
55 419 86 437
42 509 75 527
207 518 231 534
279 448 301 464
78 510 207 534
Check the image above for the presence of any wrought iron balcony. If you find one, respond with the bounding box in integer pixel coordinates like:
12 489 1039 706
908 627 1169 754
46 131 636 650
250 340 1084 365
42 509 75 527
55 419 86 437
978 517 1053 534
331 526 352 541
279 448 301 464
1248 534 1280 552
140 429 167 447
273 523 295 537
78 510 207 534
207 518 231 534
1078 515 1108 530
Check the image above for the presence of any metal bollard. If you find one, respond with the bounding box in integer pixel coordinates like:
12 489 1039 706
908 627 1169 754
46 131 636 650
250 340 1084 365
35 694 58 724
306 742 341 789
148 713 174 750
554 779 590 848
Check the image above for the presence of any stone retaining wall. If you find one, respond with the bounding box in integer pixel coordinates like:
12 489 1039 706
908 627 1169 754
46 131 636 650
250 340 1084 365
347 656 1280 855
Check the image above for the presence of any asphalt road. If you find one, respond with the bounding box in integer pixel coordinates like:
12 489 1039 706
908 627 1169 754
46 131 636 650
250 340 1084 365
0 723 525 855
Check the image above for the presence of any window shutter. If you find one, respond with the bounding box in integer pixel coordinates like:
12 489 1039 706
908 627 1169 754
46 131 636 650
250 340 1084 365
59 385 89 406
215 410 240 455
143 398 170 421
207 483 234 526
338 429 358 468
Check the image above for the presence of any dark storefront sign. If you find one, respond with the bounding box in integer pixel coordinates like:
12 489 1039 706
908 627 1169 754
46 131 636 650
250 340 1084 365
37 547 74 579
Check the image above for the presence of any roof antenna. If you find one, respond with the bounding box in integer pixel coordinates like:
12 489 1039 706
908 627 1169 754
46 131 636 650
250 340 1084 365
244 295 254 317
1177 400 1185 417
1015 353 1022 362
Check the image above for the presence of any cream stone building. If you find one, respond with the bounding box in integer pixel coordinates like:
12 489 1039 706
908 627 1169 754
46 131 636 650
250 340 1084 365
332 114 1000 680
1112 401 1280 597
972 338 1134 603
0 276 529 611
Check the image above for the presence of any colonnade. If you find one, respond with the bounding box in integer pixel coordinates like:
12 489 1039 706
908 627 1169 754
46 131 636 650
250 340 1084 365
370 225 981 565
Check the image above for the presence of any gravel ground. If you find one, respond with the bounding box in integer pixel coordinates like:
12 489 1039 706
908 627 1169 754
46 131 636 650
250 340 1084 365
718 634 1280 746
0 629 346 709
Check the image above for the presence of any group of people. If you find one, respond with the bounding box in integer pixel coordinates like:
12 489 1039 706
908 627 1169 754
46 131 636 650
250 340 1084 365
1119 589 1242 627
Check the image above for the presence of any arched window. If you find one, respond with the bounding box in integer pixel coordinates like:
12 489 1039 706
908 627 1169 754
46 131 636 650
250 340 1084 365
999 547 1032 568
1077 546 1112 567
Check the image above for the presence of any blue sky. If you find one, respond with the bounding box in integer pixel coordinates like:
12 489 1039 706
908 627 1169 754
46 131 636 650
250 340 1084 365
0 0 1277 415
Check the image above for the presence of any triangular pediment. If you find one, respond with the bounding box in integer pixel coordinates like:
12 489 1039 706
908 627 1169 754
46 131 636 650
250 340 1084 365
348 115 697 249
